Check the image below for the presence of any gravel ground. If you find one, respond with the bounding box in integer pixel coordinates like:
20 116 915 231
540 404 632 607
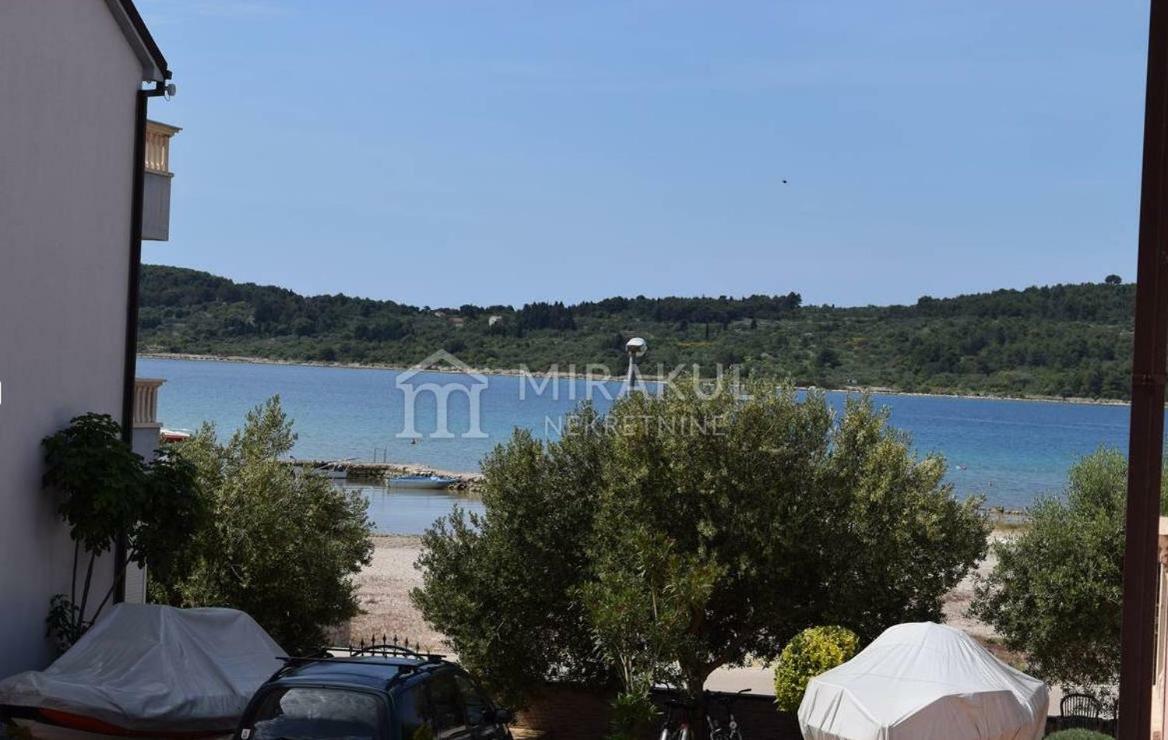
344 535 447 653
353 530 1011 660
942 530 1014 644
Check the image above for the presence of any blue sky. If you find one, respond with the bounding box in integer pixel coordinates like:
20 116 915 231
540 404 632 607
139 1 1149 308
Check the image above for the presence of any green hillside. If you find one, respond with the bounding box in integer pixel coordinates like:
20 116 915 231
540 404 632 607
139 265 1134 400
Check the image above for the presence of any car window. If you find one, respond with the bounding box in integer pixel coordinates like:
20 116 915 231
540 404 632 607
426 672 468 738
396 684 432 740
453 674 491 726
243 687 384 740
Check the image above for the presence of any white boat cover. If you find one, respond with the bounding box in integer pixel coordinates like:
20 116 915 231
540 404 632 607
0 604 286 732
798 622 1048 740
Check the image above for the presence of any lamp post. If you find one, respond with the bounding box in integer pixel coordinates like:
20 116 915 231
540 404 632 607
625 337 647 390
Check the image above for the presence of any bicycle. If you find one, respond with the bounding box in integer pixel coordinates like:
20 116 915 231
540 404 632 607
658 696 694 740
657 688 750 740
705 688 750 740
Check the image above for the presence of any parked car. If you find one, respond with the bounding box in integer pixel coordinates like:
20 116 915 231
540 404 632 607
234 645 513 740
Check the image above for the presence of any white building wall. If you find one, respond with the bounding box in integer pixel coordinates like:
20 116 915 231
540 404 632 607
0 0 143 676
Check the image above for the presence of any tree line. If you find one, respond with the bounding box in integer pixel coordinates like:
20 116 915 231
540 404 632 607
139 264 1135 400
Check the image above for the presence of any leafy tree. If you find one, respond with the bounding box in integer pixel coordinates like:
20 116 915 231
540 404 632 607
971 448 1163 691
413 381 987 726
412 405 612 707
1104 274 1123 285
139 264 1137 401
151 397 373 654
773 626 859 712
41 413 203 651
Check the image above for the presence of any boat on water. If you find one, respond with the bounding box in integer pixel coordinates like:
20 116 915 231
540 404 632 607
388 473 459 489
298 459 353 480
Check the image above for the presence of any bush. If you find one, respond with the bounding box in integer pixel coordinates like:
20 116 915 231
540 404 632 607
414 380 987 711
971 448 1168 688
773 626 860 712
151 397 373 655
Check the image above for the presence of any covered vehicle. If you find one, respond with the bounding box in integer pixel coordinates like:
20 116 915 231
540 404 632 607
0 604 285 738
798 622 1048 740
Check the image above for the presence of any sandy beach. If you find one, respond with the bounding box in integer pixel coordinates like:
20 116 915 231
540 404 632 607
346 535 446 653
352 531 1010 660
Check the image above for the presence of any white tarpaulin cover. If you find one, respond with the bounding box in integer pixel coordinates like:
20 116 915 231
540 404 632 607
0 604 285 733
798 622 1048 740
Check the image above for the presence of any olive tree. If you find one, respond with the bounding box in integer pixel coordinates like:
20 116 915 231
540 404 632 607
971 448 1159 689
151 397 373 655
414 380 987 722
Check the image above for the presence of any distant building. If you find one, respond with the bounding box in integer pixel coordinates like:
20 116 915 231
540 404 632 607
488 315 504 327
0 0 176 677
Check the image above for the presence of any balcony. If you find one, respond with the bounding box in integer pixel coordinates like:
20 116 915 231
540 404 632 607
132 377 164 429
143 120 180 241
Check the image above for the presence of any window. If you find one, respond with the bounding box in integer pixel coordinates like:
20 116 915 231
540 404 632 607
396 684 431 740
246 687 384 740
453 674 490 726
426 672 468 738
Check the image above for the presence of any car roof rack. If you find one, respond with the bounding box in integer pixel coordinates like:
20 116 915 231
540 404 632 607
278 640 446 664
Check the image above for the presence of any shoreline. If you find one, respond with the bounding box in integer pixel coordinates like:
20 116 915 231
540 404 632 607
140 351 1130 407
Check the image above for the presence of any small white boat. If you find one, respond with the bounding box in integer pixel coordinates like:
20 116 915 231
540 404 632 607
388 473 458 489
310 461 350 480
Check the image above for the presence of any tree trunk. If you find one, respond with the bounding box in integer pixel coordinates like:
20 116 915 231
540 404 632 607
683 671 709 740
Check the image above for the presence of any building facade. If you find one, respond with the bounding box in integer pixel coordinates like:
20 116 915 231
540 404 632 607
0 0 173 677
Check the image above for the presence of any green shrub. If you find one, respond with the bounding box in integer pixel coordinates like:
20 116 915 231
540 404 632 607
773 626 860 712
1044 730 1113 740
150 397 373 654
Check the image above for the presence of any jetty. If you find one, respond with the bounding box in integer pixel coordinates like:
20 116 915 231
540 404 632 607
285 459 483 491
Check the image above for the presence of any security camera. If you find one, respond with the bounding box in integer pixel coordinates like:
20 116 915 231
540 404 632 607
625 337 647 357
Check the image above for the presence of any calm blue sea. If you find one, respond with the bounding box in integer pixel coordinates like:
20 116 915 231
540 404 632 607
139 357 1134 533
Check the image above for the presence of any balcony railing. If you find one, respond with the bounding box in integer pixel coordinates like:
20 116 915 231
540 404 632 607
143 121 180 241
132 378 164 428
145 120 180 175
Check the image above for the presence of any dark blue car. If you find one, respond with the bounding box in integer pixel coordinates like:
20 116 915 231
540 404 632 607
235 646 513 740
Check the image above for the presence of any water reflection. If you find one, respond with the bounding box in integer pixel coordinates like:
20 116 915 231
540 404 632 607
340 483 486 535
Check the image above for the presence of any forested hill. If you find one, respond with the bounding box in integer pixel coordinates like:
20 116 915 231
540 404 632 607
139 265 1135 400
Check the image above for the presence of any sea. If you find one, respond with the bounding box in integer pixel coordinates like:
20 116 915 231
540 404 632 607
139 356 1134 534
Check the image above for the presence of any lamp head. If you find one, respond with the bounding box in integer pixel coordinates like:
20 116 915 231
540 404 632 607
625 337 647 358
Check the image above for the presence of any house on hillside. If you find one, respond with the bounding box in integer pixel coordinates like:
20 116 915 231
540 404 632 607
0 0 178 677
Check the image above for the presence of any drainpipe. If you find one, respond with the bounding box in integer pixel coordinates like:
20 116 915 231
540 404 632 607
116 79 168 604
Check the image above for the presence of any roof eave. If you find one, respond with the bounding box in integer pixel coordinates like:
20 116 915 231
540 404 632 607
104 0 170 83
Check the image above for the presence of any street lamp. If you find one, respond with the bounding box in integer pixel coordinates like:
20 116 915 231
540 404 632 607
625 337 647 390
